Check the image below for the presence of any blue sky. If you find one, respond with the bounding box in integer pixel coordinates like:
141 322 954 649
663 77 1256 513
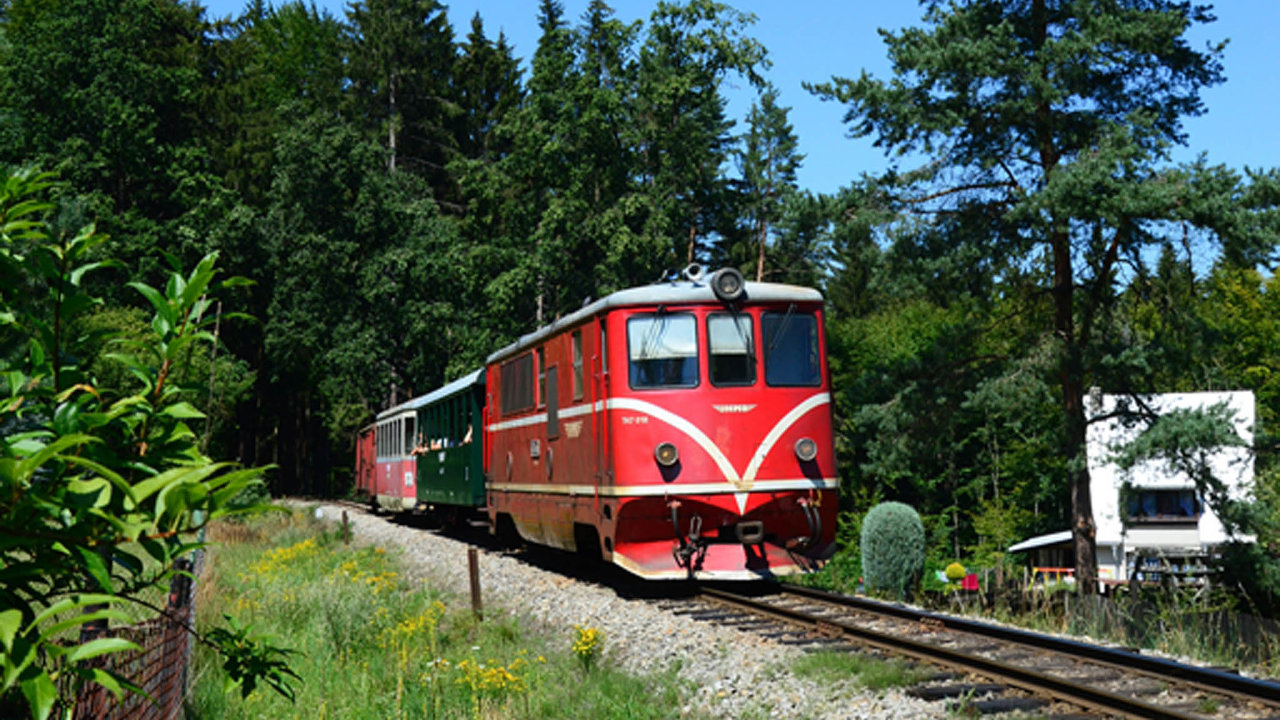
200 1 1280 196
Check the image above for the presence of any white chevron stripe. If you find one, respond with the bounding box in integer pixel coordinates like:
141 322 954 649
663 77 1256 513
742 392 831 484
605 397 742 484
485 394 836 513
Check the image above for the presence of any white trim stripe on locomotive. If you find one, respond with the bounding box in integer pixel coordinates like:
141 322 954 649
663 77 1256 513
487 393 832 512
486 477 838 497
487 401 599 432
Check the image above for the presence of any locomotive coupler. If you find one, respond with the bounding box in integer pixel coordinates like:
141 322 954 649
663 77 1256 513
788 494 821 552
668 498 706 567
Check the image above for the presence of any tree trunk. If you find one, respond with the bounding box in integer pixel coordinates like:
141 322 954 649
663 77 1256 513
1033 0 1097 595
1053 225 1098 594
755 216 767 281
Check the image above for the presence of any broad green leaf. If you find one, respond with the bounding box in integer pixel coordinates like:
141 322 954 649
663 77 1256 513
15 433 97 481
72 546 113 591
126 281 175 327
0 609 21 652
67 637 141 664
30 594 119 627
66 477 112 510
88 668 125 700
134 465 227 521
19 671 55 720
42 609 130 640
160 402 205 420
179 252 219 310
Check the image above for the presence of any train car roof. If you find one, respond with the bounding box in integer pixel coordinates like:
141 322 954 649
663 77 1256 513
375 368 485 421
486 279 823 365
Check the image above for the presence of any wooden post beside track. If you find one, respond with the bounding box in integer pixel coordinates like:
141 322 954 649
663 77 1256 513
468 547 483 621
341 510 350 544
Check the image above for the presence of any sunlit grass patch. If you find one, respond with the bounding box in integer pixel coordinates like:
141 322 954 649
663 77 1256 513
187 507 699 719
790 650 929 690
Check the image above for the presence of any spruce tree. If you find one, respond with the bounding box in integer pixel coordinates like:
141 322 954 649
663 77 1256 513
810 0 1275 592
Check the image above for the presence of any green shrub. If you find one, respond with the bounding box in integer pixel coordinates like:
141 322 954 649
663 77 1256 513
860 502 925 600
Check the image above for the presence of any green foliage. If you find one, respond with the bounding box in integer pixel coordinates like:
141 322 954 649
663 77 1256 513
0 169 293 717
812 0 1280 590
860 501 925 600
206 615 300 701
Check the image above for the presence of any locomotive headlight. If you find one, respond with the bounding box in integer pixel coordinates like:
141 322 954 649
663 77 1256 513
710 267 746 303
654 441 680 467
794 437 818 463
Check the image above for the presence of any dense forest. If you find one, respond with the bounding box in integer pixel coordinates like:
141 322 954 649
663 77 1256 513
3 0 1280 599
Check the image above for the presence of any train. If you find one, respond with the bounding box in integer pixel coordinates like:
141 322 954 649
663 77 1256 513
354 266 838 580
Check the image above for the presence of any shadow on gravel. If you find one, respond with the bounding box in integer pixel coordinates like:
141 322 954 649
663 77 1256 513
370 507 786 603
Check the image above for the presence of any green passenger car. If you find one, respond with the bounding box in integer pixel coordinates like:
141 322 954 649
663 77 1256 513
411 369 487 510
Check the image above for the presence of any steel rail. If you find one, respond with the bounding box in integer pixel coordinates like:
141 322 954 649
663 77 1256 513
781 584 1280 707
700 586 1206 720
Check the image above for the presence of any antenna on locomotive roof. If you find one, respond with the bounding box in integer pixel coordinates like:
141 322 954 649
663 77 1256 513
683 263 705 283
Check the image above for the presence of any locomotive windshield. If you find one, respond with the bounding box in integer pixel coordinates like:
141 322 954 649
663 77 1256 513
763 310 822 386
627 313 698 388
707 314 755 386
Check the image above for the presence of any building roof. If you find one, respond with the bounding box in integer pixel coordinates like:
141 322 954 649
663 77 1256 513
1007 530 1073 554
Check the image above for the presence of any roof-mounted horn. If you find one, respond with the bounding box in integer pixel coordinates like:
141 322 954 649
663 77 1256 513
682 263 706 283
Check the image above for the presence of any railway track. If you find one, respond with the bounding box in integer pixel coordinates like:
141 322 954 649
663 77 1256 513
686 584 1280 719
323 500 1280 717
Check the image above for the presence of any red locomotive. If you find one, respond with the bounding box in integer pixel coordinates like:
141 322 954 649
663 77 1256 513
357 267 837 580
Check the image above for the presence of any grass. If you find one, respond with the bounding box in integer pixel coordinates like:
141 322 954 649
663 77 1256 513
789 650 929 690
186 508 692 719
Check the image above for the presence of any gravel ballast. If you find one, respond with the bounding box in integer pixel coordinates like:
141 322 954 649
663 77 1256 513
305 502 947 720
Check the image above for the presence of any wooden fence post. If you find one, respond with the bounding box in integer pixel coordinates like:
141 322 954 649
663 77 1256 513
468 547 483 621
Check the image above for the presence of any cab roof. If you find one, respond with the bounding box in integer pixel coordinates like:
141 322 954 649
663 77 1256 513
486 279 822 365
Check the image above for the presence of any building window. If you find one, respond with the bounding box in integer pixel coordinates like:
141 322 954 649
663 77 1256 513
627 313 698 389
1126 489 1201 523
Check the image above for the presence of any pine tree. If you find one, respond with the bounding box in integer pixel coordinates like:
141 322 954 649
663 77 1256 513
735 87 802 281
810 0 1275 591
345 0 458 205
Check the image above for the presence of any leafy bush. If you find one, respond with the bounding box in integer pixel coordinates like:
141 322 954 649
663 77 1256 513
0 169 293 718
860 501 925 600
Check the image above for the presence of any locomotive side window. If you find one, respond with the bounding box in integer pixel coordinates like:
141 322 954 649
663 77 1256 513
571 330 584 401
707 314 755 386
500 353 535 416
627 313 698 389
762 310 821 387
536 347 546 408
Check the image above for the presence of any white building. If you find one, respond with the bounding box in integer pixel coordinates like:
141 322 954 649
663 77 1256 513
1009 390 1255 584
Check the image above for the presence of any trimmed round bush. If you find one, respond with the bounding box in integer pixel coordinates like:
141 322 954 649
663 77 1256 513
860 501 925 600
945 562 966 582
